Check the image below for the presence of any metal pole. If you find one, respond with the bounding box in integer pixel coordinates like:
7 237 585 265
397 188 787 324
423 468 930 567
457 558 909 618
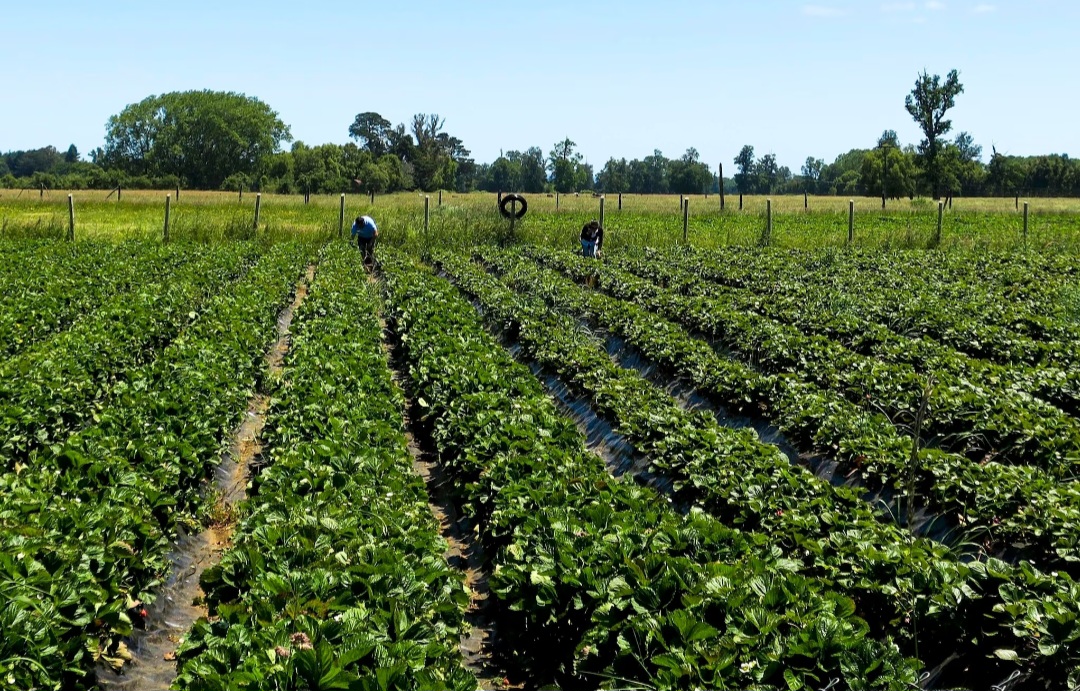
510 198 517 236
599 195 606 232
1023 201 1029 240
339 193 346 236
936 201 944 244
164 194 171 243
67 194 75 242
618 192 622 210
254 193 262 230
556 191 559 211
424 195 430 235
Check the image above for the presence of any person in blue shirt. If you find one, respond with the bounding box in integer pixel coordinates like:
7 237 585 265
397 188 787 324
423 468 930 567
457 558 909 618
351 215 379 267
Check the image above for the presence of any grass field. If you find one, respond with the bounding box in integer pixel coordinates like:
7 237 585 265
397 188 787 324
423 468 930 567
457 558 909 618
4 189 1080 251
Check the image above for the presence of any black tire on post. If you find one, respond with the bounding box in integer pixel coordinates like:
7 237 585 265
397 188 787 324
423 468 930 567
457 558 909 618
499 194 528 219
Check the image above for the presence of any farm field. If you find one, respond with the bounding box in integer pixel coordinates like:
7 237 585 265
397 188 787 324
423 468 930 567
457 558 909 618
1 220 1080 690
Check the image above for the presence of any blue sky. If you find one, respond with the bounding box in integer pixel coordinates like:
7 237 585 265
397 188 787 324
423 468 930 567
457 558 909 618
3 0 1076 171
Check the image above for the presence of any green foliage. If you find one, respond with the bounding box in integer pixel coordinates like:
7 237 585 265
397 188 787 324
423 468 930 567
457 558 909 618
905 69 965 198
174 244 474 690
542 138 593 193
734 145 756 193
103 90 292 188
385 252 922 689
457 247 1080 687
0 243 310 689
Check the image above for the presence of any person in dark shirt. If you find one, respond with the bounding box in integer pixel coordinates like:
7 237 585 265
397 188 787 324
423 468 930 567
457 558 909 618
580 220 604 258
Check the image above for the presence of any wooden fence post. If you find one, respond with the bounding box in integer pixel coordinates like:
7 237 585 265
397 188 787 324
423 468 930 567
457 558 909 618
439 189 443 206
176 184 180 202
424 195 430 235
239 185 243 202
254 193 262 230
117 185 121 202
164 194 171 243
618 192 622 210
765 198 772 245
339 193 346 236
848 200 854 245
67 194 75 242
804 191 808 210
599 195 606 232
936 201 944 244
739 193 743 211
719 163 725 211
369 190 374 204
683 197 689 243
1015 194 1019 211
1023 201 1029 240
556 192 560 211
679 194 684 212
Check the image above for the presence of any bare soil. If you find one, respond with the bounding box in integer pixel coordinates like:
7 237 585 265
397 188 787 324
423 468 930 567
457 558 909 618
98 264 316 690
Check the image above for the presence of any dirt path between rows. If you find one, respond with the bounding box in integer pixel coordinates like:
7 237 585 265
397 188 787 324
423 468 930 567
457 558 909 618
371 273 516 690
98 264 316 691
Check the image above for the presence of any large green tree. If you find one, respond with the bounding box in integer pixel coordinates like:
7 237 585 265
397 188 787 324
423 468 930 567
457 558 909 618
905 69 964 199
734 145 755 193
549 138 582 193
103 90 291 188
801 157 824 193
859 136 918 199
348 112 394 157
668 148 714 194
597 157 630 193
519 147 547 193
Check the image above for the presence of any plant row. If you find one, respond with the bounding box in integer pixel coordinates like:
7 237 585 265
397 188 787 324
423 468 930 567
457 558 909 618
172 243 476 691
677 246 1080 372
439 250 1080 689
630 249 1080 416
0 241 188 358
529 248 1080 473
639 248 1080 417
496 249 1080 571
0 243 262 472
676 246 1076 336
0 243 310 691
382 252 923 690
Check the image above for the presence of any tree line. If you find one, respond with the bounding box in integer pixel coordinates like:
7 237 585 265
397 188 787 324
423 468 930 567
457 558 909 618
3 76 1078 198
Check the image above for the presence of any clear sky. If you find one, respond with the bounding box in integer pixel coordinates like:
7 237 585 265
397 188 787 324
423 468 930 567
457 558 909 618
3 0 1077 171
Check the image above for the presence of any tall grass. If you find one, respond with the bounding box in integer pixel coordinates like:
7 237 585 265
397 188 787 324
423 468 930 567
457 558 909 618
2 189 1079 252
